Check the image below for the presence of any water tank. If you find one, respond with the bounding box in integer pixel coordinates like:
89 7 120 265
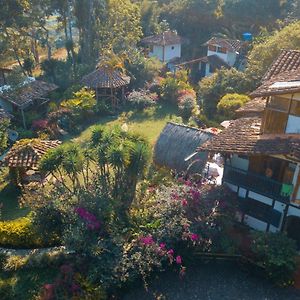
242 32 252 41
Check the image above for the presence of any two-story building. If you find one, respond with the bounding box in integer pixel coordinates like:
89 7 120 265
174 37 246 78
198 49 300 246
141 30 185 63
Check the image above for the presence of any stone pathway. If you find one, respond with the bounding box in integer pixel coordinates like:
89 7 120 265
123 261 300 300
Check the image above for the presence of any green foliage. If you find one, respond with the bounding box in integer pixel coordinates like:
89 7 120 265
251 232 297 286
177 90 197 123
126 51 163 89
5 67 26 87
217 93 250 118
199 68 252 118
61 88 96 113
160 71 193 104
246 21 300 84
0 118 9 154
0 215 55 248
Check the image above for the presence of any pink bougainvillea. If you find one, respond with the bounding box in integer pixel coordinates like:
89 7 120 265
74 207 100 231
176 255 182 265
140 235 155 245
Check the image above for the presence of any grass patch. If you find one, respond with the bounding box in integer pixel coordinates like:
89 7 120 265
0 180 29 221
72 103 180 147
0 267 59 300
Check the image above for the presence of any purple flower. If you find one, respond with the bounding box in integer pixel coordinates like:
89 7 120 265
159 243 166 249
190 233 199 241
167 249 174 256
176 255 182 265
182 199 188 206
75 207 101 231
140 236 154 245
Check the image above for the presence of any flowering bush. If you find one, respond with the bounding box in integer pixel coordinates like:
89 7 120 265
127 89 158 110
32 119 49 132
177 89 197 122
119 179 238 285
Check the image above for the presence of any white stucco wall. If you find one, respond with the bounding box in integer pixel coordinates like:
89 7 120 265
149 45 164 62
149 44 181 63
244 215 268 231
164 44 181 62
207 49 237 66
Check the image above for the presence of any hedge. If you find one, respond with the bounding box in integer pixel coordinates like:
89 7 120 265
0 215 53 249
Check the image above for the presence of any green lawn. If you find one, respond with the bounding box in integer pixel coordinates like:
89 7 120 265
72 103 180 146
0 103 180 221
0 172 29 221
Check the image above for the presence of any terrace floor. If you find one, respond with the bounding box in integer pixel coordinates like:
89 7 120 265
123 261 300 300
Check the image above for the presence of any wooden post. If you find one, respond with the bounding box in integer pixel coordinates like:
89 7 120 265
122 86 125 104
21 108 26 129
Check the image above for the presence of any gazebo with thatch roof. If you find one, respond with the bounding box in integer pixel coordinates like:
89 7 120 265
81 66 130 108
3 138 61 183
154 122 214 174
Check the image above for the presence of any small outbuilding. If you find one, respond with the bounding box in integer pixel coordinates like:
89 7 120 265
154 122 214 174
0 80 58 128
141 30 186 63
3 138 61 184
81 66 130 108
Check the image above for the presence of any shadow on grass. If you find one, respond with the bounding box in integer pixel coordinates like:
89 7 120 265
0 267 59 300
0 183 29 221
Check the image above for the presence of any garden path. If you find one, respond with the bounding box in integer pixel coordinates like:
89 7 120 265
123 261 300 300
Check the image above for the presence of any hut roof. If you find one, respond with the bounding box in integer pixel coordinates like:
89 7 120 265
0 80 58 108
81 67 130 89
154 122 214 173
4 139 61 168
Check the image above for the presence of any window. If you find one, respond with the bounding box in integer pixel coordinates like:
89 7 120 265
217 46 227 54
208 45 217 52
290 100 300 116
268 96 290 112
209 64 214 73
264 109 288 134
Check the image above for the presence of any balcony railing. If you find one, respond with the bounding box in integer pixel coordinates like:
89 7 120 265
223 165 292 203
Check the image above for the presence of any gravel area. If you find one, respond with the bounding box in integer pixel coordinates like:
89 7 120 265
122 261 300 300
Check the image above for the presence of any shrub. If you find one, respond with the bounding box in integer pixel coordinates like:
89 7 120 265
199 68 252 118
126 50 163 89
127 89 158 110
160 71 192 104
217 93 250 118
0 215 56 248
251 232 297 286
177 90 197 122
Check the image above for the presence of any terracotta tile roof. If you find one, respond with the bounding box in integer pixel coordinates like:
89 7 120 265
263 49 300 81
141 31 186 46
251 50 300 97
235 97 267 117
176 55 230 70
198 117 300 160
0 80 58 108
251 69 300 97
82 67 130 89
4 139 62 168
204 37 245 52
